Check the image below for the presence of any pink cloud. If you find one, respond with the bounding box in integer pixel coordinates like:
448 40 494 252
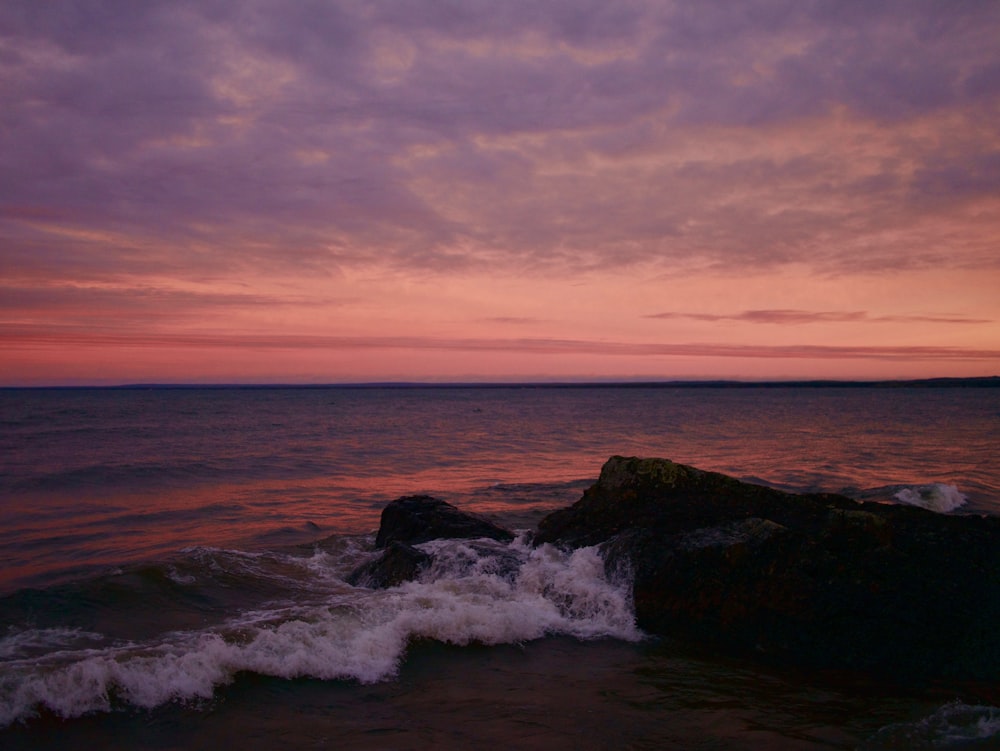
4 327 998 364
645 309 993 325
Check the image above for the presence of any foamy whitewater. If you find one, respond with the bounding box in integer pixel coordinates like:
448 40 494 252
893 482 968 513
860 701 1000 749
0 536 638 726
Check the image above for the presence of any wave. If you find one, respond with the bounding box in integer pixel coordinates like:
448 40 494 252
0 541 375 642
850 482 970 513
0 537 639 727
0 628 106 661
893 483 968 513
2 460 230 493
1 454 342 495
862 701 1000 749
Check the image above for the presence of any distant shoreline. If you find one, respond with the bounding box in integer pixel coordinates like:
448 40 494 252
5 376 999 390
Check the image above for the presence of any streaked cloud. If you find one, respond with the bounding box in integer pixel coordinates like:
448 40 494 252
645 309 993 325
5 326 999 363
478 317 544 325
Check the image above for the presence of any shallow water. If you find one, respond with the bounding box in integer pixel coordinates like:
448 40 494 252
0 637 963 751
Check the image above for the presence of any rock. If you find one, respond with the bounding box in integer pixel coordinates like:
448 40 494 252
374 495 514 548
537 456 1000 683
346 541 432 589
346 495 515 590
535 456 855 548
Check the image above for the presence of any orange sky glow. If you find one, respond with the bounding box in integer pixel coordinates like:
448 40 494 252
2 2 999 384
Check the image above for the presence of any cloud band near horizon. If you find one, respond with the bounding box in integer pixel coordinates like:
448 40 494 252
5 327 999 364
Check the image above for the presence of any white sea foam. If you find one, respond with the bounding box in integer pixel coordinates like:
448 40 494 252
864 700 1000 748
175 544 366 594
0 628 106 660
893 483 968 513
0 538 639 726
165 567 196 585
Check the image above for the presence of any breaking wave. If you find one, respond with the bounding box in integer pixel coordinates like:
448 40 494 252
0 536 638 726
862 700 1000 749
893 483 968 513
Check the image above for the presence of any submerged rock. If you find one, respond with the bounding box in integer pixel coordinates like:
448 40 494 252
374 495 514 548
537 456 1000 683
346 541 432 589
348 495 515 589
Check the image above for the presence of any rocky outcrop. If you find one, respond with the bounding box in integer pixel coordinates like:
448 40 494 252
375 495 514 548
536 456 1000 683
347 495 514 588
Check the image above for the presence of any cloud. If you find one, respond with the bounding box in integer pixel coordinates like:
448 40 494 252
4 326 999 363
2 0 999 284
478 316 543 325
0 283 344 331
645 309 993 325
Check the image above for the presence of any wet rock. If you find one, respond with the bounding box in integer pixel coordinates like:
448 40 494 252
346 541 432 589
374 495 514 548
537 455 1000 683
349 496 516 590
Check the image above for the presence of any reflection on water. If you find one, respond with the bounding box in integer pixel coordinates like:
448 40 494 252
2 386 998 594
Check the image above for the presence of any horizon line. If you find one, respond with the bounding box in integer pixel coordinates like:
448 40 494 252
4 376 999 390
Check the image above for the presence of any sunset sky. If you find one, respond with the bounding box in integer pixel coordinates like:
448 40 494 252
2 1 999 385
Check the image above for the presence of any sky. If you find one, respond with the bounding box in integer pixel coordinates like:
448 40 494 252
2 0 999 385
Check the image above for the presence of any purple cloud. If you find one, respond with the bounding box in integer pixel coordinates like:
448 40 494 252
1 0 999 283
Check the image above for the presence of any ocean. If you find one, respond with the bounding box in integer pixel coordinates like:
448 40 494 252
1 384 999 749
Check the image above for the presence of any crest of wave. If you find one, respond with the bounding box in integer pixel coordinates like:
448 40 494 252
893 483 967 513
0 538 639 726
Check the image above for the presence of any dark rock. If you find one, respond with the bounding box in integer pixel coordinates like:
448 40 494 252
374 495 514 548
535 456 855 548
347 496 516 590
537 455 1000 683
346 541 432 589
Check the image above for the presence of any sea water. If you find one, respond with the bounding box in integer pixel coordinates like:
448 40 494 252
1 385 999 749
